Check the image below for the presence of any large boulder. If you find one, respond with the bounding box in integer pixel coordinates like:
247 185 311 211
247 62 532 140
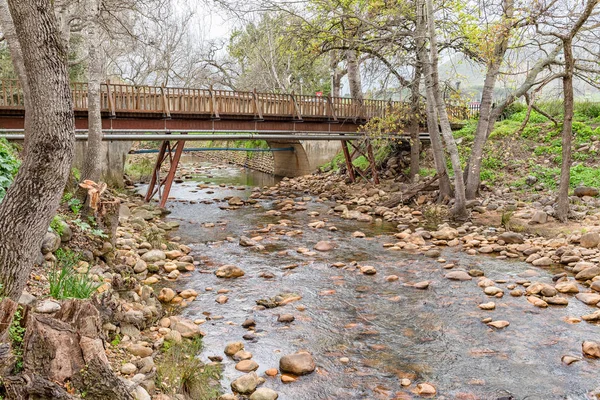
498 232 524 244
575 266 600 281
580 232 600 249
250 388 279 400
141 250 166 263
279 351 316 375
431 226 458 240
215 265 245 279
574 187 599 197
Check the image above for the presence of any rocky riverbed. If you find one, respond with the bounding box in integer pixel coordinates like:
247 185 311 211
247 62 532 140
136 160 600 400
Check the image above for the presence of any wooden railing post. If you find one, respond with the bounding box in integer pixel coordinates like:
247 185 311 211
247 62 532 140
289 91 303 121
160 85 171 119
252 88 264 121
326 95 338 123
208 85 220 120
105 80 116 118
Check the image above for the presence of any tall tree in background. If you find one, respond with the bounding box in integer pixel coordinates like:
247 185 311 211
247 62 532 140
555 0 598 221
0 0 74 299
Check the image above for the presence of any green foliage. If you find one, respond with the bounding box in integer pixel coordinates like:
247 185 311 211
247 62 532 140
71 167 81 182
502 102 526 119
110 334 122 347
72 218 108 239
50 215 66 236
574 101 600 120
501 210 513 231
453 120 477 141
125 157 154 182
0 138 20 202
9 308 25 372
156 338 222 399
49 249 99 300
418 168 436 177
572 121 594 144
68 198 83 214
352 155 370 170
508 109 548 124
489 119 521 139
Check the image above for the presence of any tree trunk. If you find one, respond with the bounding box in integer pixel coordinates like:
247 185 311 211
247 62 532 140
0 0 75 300
0 0 31 150
80 1 104 185
409 65 422 181
555 37 574 222
345 49 363 100
423 0 468 220
416 0 452 200
329 51 342 97
464 0 513 199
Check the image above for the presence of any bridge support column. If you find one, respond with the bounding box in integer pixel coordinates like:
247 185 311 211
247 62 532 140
267 140 312 177
145 140 185 207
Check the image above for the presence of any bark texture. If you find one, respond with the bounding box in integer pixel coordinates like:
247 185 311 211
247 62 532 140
345 49 363 100
80 0 105 185
408 65 422 181
0 0 75 300
423 0 468 220
464 0 513 199
415 0 452 199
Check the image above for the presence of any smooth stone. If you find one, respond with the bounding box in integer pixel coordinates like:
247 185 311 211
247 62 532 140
445 271 472 281
487 320 510 329
279 352 316 375
225 342 244 356
249 388 279 400
236 360 259 372
231 372 259 394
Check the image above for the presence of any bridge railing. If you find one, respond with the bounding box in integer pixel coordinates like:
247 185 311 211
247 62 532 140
0 79 472 122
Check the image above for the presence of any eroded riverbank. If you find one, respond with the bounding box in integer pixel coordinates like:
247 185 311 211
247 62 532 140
148 161 600 400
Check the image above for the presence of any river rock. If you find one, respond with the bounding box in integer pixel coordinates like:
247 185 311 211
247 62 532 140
416 383 436 396
279 351 316 375
498 232 524 244
562 355 581 365
575 292 600 306
431 226 458 240
242 318 256 328
41 231 61 254
133 259 148 273
121 363 137 374
35 299 61 314
216 265 245 278
360 265 377 275
478 302 495 310
591 281 600 292
543 296 569 306
278 314 295 323
413 281 430 289
582 341 600 358
225 342 244 356
532 257 552 266
573 261 595 273
445 271 472 281
574 187 599 197
250 387 279 400
228 197 244 206
141 250 166 262
575 266 600 280
170 316 203 338
487 320 510 329
529 211 548 224
236 360 259 372
555 281 579 294
231 372 259 394
128 344 153 357
240 236 257 247
233 350 253 361
527 296 548 308
158 288 176 303
484 286 503 296
580 232 600 248
314 241 335 252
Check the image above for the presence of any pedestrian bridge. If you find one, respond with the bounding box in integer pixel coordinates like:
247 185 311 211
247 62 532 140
0 80 471 205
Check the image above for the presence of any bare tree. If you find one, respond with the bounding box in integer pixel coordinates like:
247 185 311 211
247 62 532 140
554 0 598 221
0 0 75 300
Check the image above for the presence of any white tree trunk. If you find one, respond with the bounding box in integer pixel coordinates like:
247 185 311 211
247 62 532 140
424 0 468 220
346 49 363 100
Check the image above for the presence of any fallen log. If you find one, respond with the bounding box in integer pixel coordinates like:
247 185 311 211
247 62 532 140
381 175 439 208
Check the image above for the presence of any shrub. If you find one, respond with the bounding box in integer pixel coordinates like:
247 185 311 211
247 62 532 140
0 138 20 202
49 249 99 299
574 102 600 120
156 338 222 399
9 308 25 372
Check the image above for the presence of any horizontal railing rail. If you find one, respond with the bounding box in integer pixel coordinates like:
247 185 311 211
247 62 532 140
0 79 475 122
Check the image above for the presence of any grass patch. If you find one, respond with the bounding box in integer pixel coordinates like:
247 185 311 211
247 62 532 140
49 249 99 299
156 338 222 399
125 156 154 182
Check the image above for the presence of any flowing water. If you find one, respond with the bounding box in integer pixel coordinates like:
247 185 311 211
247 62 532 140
148 160 600 400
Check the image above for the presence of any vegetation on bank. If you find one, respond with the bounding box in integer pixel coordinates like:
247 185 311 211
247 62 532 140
0 139 20 202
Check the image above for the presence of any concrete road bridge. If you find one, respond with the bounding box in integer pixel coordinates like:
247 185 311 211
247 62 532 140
0 80 471 206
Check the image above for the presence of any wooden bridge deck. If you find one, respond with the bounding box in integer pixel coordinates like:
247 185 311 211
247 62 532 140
0 80 471 131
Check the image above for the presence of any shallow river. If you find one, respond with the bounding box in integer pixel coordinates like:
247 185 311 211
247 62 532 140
152 161 600 400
